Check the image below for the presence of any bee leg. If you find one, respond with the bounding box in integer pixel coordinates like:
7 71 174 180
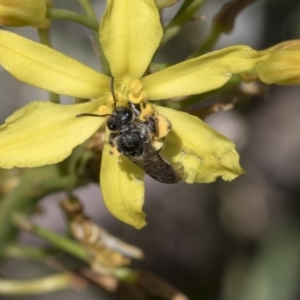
153 114 172 139
128 101 140 117
108 134 122 156
145 116 157 133
109 145 122 156
152 139 165 153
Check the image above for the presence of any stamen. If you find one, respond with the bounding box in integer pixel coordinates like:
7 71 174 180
98 105 112 115
129 79 143 94
129 91 147 104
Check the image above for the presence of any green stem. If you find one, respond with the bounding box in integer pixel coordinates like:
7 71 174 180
37 28 51 46
4 244 51 260
189 23 223 58
0 165 75 259
77 0 96 17
13 214 89 262
77 0 111 75
189 0 255 58
37 29 60 103
46 8 99 31
161 0 205 45
0 274 73 295
48 92 60 103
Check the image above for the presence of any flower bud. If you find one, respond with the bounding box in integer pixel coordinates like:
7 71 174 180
155 0 179 9
0 0 47 27
256 40 300 85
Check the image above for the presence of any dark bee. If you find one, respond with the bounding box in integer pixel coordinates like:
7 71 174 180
76 78 183 184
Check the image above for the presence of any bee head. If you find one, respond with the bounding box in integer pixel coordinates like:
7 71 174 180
107 106 135 131
75 78 138 131
106 77 140 132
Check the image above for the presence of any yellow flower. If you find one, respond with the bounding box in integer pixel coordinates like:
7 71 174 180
256 40 300 85
0 0 47 27
0 0 268 228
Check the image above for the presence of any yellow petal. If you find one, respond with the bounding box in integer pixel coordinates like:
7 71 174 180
0 100 104 168
100 142 146 229
0 0 46 27
155 106 244 183
0 30 110 98
100 0 163 79
142 45 269 100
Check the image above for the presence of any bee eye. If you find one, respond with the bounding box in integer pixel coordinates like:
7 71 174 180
107 117 118 131
121 107 133 123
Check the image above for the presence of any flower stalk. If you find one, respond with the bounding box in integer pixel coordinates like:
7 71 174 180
46 8 99 31
0 274 73 295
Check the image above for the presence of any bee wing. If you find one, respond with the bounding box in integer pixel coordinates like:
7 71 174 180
128 141 184 184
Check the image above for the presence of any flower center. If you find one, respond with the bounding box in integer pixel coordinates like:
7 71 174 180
128 79 147 104
118 77 147 104
97 77 148 116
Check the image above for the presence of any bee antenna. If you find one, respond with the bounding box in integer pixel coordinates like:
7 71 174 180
76 78 117 118
76 113 111 118
111 77 117 111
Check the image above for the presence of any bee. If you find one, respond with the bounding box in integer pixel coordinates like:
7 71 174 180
76 78 183 184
